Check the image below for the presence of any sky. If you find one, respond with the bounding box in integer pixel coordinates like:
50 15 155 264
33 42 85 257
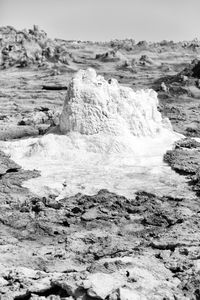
0 0 200 42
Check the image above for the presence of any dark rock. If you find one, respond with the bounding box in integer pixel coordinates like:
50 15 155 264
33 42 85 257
164 148 200 175
174 138 200 149
0 150 20 176
164 138 200 195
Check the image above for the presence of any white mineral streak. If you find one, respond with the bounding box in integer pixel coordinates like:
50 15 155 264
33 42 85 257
1 68 185 198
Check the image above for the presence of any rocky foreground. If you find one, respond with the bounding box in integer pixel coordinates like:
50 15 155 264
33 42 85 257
0 26 200 299
0 148 200 299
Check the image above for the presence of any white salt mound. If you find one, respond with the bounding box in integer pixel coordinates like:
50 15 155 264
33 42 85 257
60 68 171 137
1 68 185 198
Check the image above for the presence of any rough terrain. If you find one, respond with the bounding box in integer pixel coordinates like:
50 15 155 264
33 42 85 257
0 26 200 299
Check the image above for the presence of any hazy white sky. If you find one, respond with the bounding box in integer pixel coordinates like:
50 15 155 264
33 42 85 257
0 0 200 41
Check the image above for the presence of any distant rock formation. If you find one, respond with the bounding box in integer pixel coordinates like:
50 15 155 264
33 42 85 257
0 25 73 69
59 68 171 136
137 40 149 48
95 49 127 62
139 54 155 66
0 25 47 68
154 59 200 98
180 59 200 79
109 38 136 51
1 25 200 70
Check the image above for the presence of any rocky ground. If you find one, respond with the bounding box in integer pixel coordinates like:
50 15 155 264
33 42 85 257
0 26 200 299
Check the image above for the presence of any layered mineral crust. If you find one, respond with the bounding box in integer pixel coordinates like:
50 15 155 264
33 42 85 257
59 68 171 137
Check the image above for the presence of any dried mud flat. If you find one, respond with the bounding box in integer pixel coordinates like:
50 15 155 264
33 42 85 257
0 27 200 299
